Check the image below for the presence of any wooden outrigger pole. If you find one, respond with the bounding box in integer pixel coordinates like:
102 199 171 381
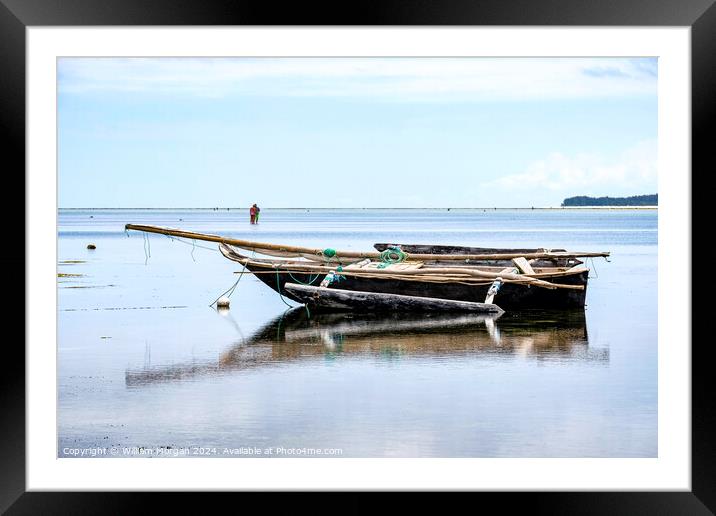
124 224 610 262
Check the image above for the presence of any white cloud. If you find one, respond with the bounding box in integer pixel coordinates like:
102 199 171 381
58 57 657 101
486 140 657 193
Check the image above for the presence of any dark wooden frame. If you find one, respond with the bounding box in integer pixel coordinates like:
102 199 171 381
2 1 712 513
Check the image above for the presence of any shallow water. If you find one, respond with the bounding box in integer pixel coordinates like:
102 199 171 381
58 208 657 457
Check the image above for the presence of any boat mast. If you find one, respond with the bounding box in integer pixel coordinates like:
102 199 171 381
125 224 610 261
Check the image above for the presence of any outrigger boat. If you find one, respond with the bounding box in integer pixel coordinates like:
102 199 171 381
125 224 610 313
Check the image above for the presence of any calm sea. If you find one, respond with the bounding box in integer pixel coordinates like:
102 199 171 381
58 208 657 457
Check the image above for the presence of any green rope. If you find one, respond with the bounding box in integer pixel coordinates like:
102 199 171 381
275 308 289 341
377 246 407 269
209 265 246 307
275 269 294 308
322 269 345 285
288 271 320 286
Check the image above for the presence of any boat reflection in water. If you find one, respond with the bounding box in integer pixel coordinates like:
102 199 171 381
125 308 607 387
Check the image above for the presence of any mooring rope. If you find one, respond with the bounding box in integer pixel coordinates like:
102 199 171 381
143 233 151 264
275 269 295 308
287 271 321 286
275 307 295 341
209 265 247 307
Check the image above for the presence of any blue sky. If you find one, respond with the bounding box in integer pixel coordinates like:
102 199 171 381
58 57 657 208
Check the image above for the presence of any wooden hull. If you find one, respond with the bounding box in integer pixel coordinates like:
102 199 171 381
238 256 589 310
374 243 563 254
284 283 504 314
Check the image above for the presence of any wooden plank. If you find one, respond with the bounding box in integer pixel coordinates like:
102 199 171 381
566 264 589 273
343 258 372 270
284 283 504 314
512 257 535 275
362 261 424 271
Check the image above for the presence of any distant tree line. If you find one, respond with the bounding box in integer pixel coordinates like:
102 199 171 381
561 194 657 207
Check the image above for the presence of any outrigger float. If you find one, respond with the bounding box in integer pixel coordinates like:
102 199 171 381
125 224 610 314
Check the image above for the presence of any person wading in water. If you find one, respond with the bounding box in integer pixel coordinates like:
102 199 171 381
249 204 256 224
253 204 261 224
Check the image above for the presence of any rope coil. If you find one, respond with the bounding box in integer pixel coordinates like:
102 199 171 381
377 246 407 268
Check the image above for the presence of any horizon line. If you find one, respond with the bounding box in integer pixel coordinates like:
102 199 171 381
58 206 658 210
